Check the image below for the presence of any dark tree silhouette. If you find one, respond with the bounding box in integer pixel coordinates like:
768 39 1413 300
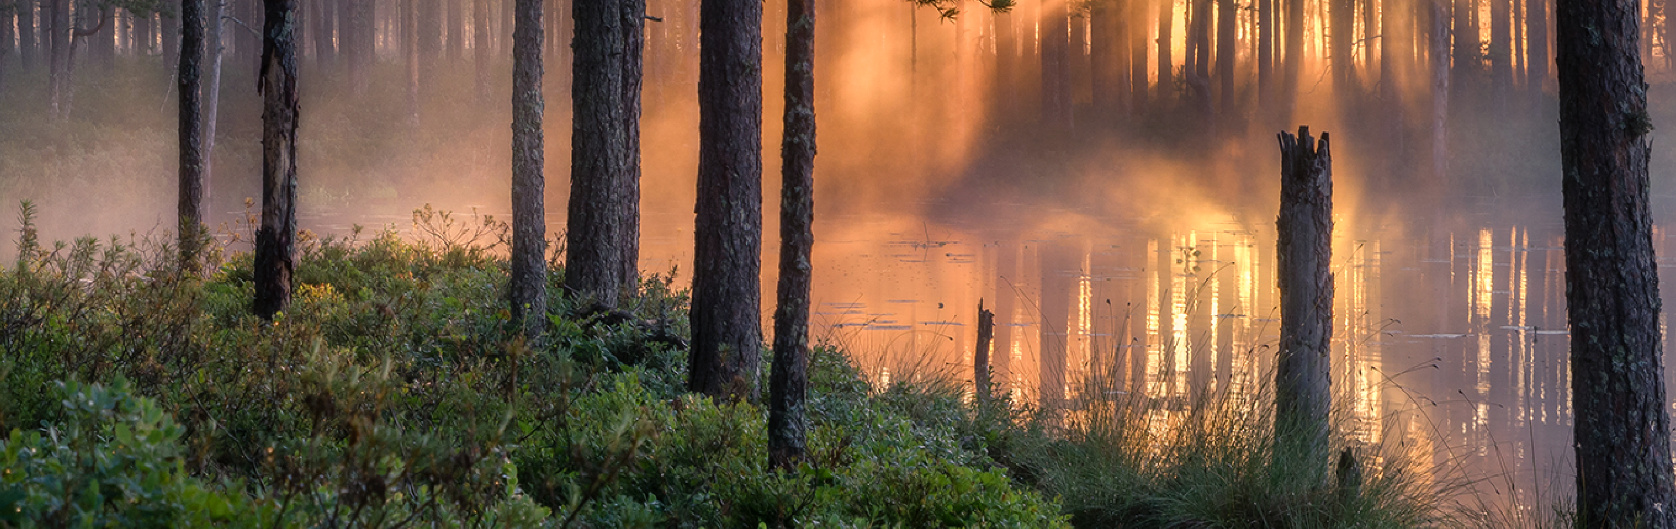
1274 126 1332 488
179 0 206 273
1555 0 1676 519
690 0 764 402
568 0 643 309
770 0 815 470
253 0 300 320
510 0 547 338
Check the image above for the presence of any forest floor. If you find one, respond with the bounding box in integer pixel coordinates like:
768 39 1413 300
0 204 1525 528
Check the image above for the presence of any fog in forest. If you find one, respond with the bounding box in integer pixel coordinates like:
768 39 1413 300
6 0 1676 517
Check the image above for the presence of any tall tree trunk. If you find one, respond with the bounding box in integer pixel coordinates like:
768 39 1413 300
993 7 1015 124
204 0 225 208
404 0 419 121
1454 0 1480 87
0 5 12 90
137 6 153 56
1430 0 1449 184
179 0 205 273
18 0 35 70
510 0 547 338
1041 0 1071 130
162 3 178 67
769 0 814 470
474 0 489 100
312 0 335 68
1156 0 1172 104
347 0 372 93
47 0 68 117
253 0 299 320
1331 0 1354 91
419 0 439 100
1492 0 1513 94
1131 0 1148 111
447 0 460 62
1282 0 1303 121
1528 0 1549 90
1090 0 1116 118
568 0 643 308
1274 126 1333 489
1556 0 1676 518
1216 0 1235 119
93 6 113 65
1258 0 1272 107
690 0 763 402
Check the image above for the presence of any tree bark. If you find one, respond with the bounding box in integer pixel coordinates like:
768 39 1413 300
993 7 1015 123
253 0 299 320
1556 0 1676 518
312 0 335 69
689 0 763 402
1090 0 1117 117
769 0 814 470
179 0 206 274
1274 126 1333 489
510 0 547 338
419 0 440 100
0 4 12 90
568 0 643 308
1454 0 1481 87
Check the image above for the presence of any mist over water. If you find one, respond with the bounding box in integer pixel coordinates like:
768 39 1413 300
9 0 1676 517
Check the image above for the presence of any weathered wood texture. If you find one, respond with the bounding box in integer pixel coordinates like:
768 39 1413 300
1274 126 1332 487
254 0 300 320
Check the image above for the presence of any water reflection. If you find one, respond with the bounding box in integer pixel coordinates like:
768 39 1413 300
811 210 1628 514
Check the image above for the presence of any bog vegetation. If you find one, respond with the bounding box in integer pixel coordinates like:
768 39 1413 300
0 203 1475 528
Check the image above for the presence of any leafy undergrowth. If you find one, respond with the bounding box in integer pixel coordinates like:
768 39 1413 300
0 203 1067 528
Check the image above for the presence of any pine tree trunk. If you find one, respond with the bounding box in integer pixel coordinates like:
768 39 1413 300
1492 0 1513 94
204 0 225 206
510 0 547 338
1156 0 1172 104
1130 0 1147 111
769 0 814 469
1090 0 1116 117
1216 0 1234 115
161 4 178 67
179 0 205 273
0 5 12 90
1274 126 1333 489
1258 0 1272 106
1041 0 1070 131
253 0 299 320
1528 0 1549 89
690 0 763 402
1455 0 1480 87
405 0 420 121
993 8 1015 123
1282 0 1303 120
1430 0 1449 184
1555 0 1676 518
568 0 643 308
474 0 490 100
18 0 35 70
420 0 439 98
1331 0 1354 91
